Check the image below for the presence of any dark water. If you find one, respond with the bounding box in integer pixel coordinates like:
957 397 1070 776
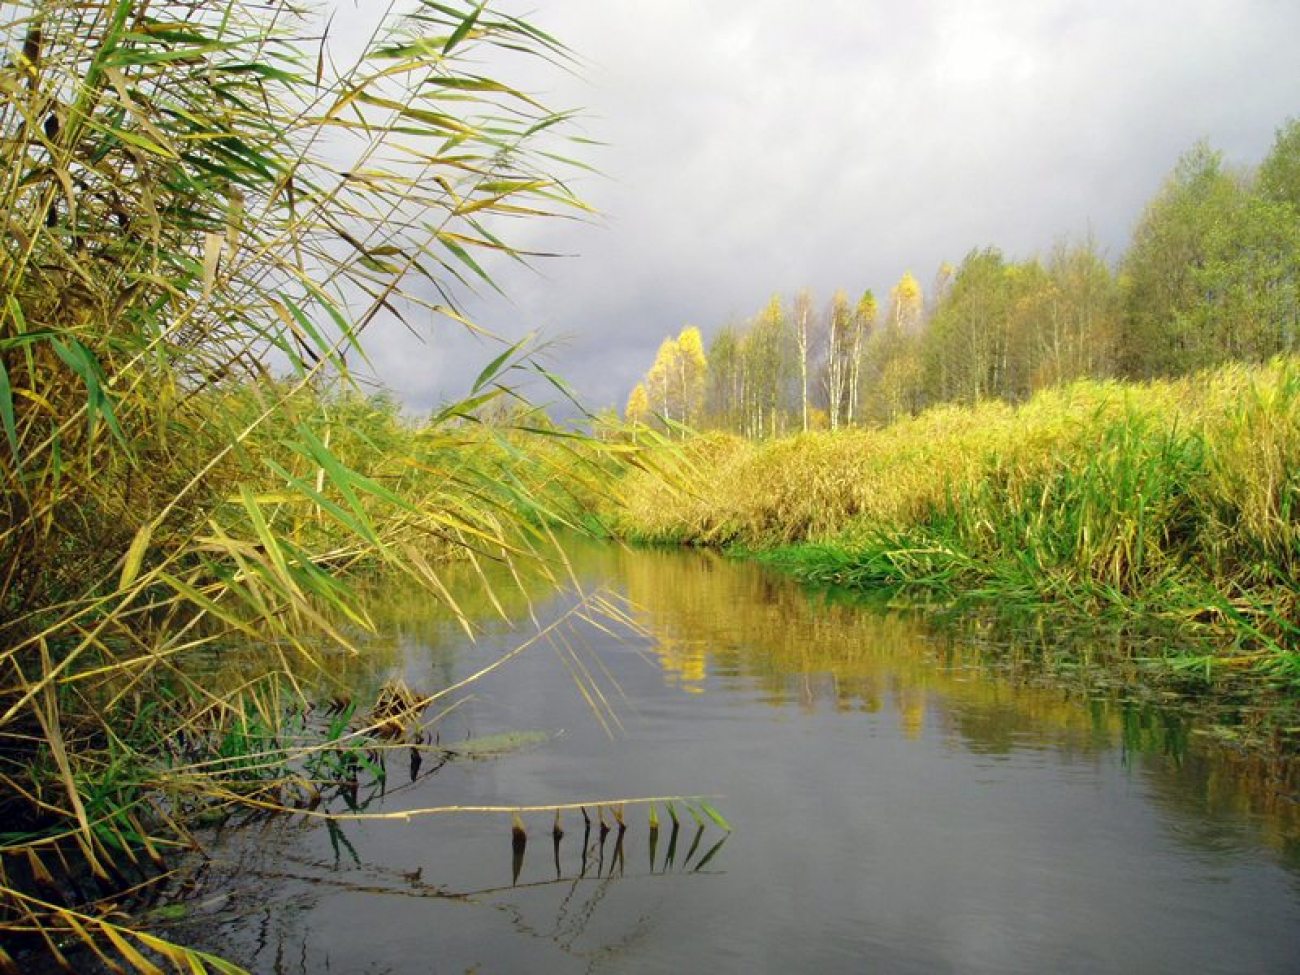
178 541 1300 974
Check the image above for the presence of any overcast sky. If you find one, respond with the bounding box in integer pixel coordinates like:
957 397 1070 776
337 0 1300 416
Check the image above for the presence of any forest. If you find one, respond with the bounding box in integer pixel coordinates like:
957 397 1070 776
625 127 1300 436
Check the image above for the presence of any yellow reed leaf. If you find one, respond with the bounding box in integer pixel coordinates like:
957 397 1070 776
119 521 152 590
202 232 223 297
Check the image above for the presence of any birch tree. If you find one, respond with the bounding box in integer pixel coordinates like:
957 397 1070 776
675 326 708 427
793 289 814 432
647 337 679 427
747 296 791 438
847 289 877 425
823 290 852 430
625 383 650 441
889 271 924 332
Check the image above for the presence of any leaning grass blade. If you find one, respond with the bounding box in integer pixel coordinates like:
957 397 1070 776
698 801 732 832
119 522 153 590
0 357 17 457
101 925 166 975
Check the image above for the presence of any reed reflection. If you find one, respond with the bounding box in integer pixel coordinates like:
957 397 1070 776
615 544 1300 860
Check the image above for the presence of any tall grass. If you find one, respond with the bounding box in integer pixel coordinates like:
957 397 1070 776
0 2 612 969
611 359 1300 682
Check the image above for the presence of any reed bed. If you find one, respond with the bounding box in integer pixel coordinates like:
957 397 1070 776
611 359 1300 682
0 1 623 970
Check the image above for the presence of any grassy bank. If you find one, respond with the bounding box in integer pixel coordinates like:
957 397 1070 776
611 358 1300 686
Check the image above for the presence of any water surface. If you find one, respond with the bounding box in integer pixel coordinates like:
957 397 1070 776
181 541 1300 973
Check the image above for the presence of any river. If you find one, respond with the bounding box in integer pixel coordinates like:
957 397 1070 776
172 539 1300 973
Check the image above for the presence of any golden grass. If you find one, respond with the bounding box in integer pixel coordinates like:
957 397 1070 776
615 358 1300 556
610 358 1300 672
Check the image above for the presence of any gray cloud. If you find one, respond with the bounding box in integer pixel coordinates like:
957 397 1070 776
339 0 1300 414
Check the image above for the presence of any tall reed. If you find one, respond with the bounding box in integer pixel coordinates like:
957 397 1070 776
611 360 1300 681
0 2 600 969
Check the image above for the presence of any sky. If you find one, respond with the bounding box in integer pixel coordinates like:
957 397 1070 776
334 0 1300 416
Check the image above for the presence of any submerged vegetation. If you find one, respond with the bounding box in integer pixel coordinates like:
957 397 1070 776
612 358 1300 695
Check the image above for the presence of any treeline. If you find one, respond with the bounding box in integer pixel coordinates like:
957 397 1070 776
625 120 1300 436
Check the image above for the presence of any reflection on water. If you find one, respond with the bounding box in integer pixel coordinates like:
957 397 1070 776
165 538 1300 974
616 543 1300 863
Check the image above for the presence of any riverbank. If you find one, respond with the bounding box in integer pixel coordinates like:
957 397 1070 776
610 358 1300 703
